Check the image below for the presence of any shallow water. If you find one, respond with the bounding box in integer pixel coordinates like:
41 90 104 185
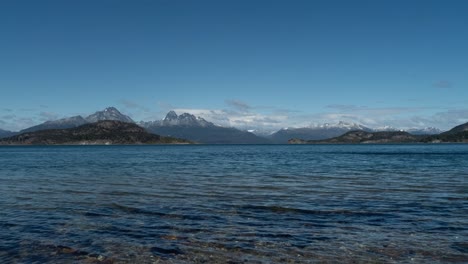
0 144 467 263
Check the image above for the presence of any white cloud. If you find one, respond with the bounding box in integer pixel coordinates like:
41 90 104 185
173 108 288 129
169 101 468 132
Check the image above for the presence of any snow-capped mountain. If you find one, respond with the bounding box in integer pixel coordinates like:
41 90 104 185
20 115 88 133
85 107 134 123
163 111 213 127
246 128 278 137
406 127 442 135
368 125 441 135
141 111 270 144
311 121 370 131
269 121 372 143
140 111 213 128
19 107 134 134
373 126 402 132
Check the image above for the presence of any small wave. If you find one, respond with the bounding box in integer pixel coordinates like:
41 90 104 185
451 242 468 254
242 205 391 217
111 203 166 216
110 203 219 221
101 191 141 196
83 211 112 217
150 245 183 258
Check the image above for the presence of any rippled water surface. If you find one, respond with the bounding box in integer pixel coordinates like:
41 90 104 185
1 145 467 263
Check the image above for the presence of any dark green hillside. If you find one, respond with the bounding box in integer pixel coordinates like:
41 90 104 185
289 131 421 144
421 131 468 143
0 121 191 145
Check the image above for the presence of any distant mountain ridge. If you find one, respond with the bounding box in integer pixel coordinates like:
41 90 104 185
0 106 463 143
140 110 213 128
269 121 373 143
0 129 16 138
406 127 442 135
270 122 443 143
16 107 134 134
289 121 468 144
0 120 190 145
20 116 88 133
289 131 420 144
420 122 468 143
141 111 270 144
441 122 468 135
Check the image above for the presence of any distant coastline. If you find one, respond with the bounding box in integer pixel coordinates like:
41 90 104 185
0 120 192 145
288 125 468 144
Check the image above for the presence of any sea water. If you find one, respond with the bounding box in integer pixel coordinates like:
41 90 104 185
0 145 467 263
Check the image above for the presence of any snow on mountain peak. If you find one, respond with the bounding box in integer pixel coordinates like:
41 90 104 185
143 111 214 127
164 111 178 121
85 107 134 123
310 121 368 130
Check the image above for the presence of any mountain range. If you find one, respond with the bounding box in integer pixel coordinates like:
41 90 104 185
266 122 444 143
289 122 468 144
0 107 269 144
268 122 373 143
0 106 462 144
18 107 132 134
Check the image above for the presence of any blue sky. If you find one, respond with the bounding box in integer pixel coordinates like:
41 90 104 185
1 0 467 131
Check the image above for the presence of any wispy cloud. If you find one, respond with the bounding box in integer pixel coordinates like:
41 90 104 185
433 80 453 89
432 109 468 126
325 104 367 112
116 99 154 120
325 104 431 115
174 107 289 131
0 110 61 131
1 114 16 120
174 99 291 132
225 99 252 112
39 111 60 121
119 99 150 112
